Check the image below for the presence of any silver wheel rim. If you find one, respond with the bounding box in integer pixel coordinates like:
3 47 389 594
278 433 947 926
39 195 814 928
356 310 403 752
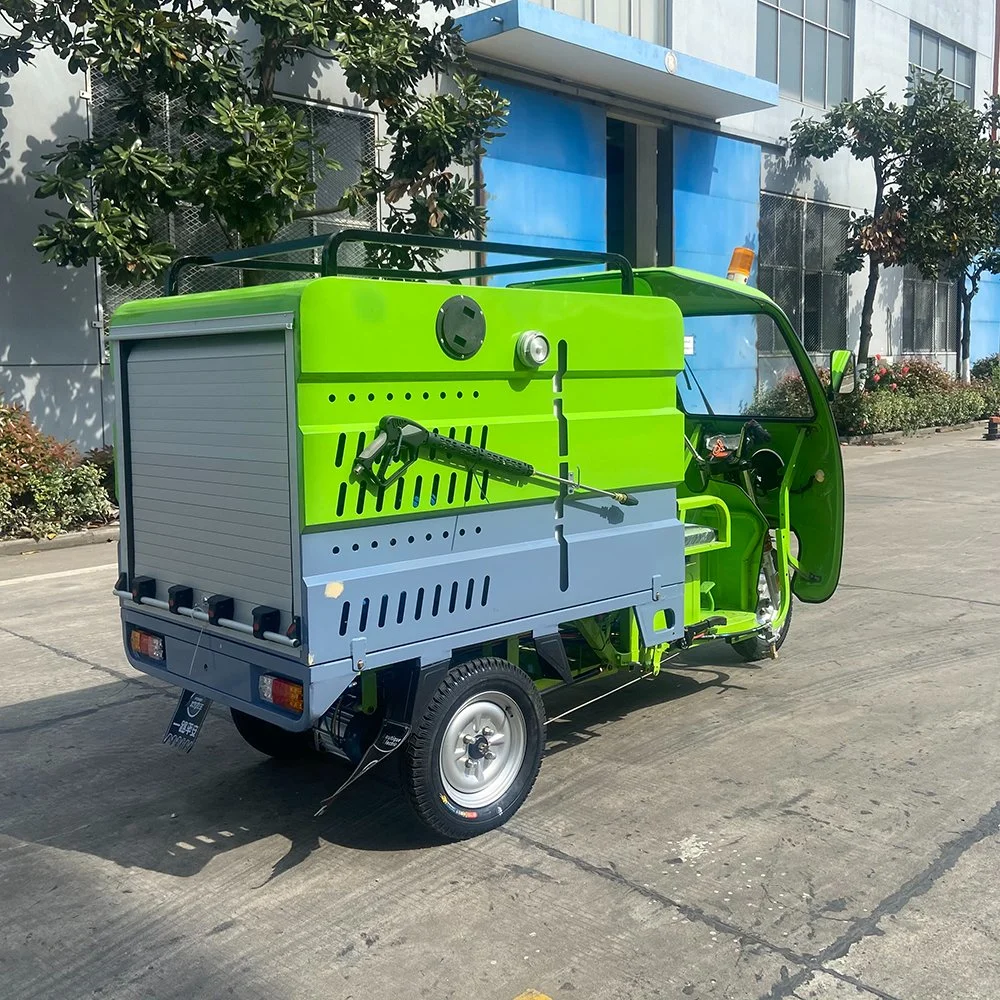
755 566 776 626
439 690 527 809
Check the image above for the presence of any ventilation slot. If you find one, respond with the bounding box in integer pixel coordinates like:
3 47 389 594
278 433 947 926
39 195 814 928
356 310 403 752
479 426 490 499
339 601 351 636
377 594 389 628
414 587 425 621
481 575 491 607
465 578 476 610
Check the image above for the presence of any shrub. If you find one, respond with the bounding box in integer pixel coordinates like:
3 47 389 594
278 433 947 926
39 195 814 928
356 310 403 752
975 377 1000 417
865 355 954 396
749 362 989 436
0 401 116 540
83 445 117 502
971 353 1000 382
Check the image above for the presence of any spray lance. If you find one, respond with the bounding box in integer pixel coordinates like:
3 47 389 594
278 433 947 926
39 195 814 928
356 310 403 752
353 415 639 507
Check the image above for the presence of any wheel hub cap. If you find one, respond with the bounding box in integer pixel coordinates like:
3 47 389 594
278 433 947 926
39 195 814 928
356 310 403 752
439 691 527 810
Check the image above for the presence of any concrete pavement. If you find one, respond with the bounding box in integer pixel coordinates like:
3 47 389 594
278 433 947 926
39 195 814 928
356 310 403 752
1 432 998 1000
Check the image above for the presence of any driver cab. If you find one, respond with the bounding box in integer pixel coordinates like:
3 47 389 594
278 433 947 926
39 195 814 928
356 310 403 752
519 252 850 659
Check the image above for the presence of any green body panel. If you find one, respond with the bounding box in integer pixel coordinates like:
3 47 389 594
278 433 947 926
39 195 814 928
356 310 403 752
296 277 685 527
110 283 311 329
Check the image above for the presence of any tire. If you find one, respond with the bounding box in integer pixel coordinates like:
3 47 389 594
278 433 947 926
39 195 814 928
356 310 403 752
230 708 313 760
401 657 545 840
732 595 793 662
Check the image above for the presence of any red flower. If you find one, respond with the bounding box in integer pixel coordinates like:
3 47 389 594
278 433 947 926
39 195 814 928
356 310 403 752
873 374 881 382
879 367 887 375
890 383 898 390
902 366 910 374
875 354 882 360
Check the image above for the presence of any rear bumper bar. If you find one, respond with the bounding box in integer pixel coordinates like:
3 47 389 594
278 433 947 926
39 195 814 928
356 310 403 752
121 607 355 732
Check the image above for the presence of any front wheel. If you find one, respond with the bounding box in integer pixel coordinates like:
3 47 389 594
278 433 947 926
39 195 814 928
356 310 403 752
401 658 545 840
731 596 793 662
731 546 793 663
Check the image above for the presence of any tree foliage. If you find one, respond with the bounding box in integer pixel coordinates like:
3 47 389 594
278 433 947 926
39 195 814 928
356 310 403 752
0 0 508 284
790 76 1000 374
895 84 1000 380
788 87 911 364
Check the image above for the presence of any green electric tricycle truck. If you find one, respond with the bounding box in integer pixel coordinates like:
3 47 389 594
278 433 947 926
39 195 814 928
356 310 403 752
110 230 853 840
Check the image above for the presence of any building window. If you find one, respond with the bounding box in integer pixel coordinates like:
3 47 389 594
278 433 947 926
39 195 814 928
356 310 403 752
756 0 852 107
901 267 957 354
908 24 974 105
758 193 849 354
89 71 377 314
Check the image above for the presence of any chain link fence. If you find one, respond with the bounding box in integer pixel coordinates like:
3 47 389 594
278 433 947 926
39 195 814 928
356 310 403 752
89 72 377 315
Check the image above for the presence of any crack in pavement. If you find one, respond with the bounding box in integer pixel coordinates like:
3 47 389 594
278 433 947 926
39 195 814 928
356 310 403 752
765 799 1000 998
498 826 806 965
503 799 1000 1000
837 584 1000 609
0 625 152 687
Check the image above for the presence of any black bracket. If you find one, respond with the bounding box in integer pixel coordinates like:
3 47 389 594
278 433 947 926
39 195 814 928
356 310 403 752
681 616 729 647
168 585 194 614
131 576 156 603
533 633 574 685
206 594 234 626
286 616 302 643
114 571 128 594
252 605 281 639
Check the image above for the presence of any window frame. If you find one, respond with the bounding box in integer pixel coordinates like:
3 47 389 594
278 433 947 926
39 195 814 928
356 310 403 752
908 22 975 106
900 266 958 356
756 0 854 108
758 193 850 358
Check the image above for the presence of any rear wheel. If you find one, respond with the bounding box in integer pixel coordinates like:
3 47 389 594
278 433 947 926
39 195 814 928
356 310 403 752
401 658 545 840
230 708 313 760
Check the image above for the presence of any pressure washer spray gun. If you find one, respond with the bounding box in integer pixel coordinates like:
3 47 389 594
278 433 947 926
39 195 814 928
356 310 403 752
353 415 639 507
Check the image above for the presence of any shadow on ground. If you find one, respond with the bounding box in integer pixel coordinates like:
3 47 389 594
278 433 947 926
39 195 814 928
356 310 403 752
0 646 760 881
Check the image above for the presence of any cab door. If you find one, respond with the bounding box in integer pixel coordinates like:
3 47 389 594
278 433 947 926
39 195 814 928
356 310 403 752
676 303 845 603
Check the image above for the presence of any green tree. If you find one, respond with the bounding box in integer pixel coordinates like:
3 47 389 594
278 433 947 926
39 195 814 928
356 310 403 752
897 80 1000 382
0 0 508 286
788 88 910 366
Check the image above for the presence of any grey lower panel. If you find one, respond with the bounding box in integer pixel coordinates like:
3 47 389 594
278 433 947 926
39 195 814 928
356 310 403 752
301 485 685 672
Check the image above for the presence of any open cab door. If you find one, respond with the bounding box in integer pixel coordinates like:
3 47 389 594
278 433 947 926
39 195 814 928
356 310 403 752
648 269 848 607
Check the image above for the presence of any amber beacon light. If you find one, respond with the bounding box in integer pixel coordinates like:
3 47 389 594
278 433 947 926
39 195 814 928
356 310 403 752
727 247 755 284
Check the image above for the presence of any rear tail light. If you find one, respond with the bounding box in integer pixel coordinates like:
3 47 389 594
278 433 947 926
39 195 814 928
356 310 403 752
129 628 164 661
259 674 304 714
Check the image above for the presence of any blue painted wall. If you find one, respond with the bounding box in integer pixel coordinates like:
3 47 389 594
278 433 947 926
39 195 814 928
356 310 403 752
481 80 606 284
672 126 762 415
970 272 1000 364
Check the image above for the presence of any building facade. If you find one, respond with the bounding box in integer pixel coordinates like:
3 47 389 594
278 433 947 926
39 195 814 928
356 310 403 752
0 0 997 447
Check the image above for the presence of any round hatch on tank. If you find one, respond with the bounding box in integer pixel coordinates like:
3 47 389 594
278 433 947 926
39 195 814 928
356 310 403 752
436 296 486 360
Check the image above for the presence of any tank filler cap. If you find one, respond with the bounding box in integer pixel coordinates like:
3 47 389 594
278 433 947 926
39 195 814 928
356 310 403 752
515 330 550 368
436 295 486 360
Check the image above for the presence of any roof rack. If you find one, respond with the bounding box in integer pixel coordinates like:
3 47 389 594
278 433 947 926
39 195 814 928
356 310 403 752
163 228 634 297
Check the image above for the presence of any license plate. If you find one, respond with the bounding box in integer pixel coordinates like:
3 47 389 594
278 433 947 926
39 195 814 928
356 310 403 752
163 689 212 752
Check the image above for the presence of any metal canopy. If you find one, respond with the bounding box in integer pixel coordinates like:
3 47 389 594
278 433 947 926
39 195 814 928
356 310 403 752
457 0 778 122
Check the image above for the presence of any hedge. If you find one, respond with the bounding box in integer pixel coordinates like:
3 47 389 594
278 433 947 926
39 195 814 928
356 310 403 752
0 401 116 540
751 357 1000 437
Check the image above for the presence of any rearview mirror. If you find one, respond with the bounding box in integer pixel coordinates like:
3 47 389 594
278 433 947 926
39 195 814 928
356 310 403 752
828 350 856 399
